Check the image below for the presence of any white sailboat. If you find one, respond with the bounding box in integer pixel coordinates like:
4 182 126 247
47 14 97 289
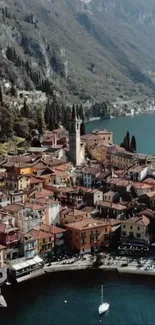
0 288 7 308
98 285 109 315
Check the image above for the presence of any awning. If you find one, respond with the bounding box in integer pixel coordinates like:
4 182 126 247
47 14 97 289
20 261 29 268
12 264 23 271
26 259 37 266
33 256 43 263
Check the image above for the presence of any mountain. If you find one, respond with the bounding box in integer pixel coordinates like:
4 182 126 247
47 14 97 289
1 0 155 102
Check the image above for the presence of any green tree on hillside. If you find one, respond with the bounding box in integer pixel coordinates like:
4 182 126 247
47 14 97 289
21 99 30 118
0 86 3 105
37 107 45 136
130 135 137 152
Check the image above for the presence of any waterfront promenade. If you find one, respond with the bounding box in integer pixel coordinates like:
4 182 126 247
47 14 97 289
14 254 155 283
44 254 155 276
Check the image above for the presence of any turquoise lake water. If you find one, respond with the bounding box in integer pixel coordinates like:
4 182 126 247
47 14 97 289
86 114 155 155
1 271 155 325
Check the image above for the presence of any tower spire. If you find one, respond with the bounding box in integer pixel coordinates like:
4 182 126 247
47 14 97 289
72 104 77 120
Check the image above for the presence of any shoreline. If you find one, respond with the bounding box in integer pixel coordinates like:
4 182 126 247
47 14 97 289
10 257 155 284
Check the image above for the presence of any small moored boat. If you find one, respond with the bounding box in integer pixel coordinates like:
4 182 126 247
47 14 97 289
0 288 7 307
98 285 109 315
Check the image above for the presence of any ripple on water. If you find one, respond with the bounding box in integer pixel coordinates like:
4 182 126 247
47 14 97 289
1 273 155 325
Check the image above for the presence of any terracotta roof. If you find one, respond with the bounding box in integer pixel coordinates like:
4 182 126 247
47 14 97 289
109 219 122 226
24 203 43 210
128 165 147 173
37 198 59 205
82 167 101 176
28 229 54 240
97 201 127 210
29 189 54 199
96 171 111 180
139 209 155 218
92 128 112 135
143 178 155 185
65 208 87 217
66 217 110 231
134 183 153 189
3 204 24 213
122 215 150 227
30 177 44 184
52 169 70 178
81 206 97 213
40 224 66 234
143 191 155 198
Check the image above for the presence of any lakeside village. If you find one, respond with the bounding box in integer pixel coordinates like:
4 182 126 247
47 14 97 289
1 106 155 286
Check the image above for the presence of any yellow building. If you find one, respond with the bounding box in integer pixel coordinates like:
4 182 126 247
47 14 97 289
121 215 150 243
28 229 54 256
111 151 135 169
92 129 113 144
87 143 107 163
5 174 30 191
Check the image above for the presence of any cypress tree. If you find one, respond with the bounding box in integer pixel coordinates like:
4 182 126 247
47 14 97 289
130 135 137 152
126 131 130 151
122 136 128 151
21 99 30 118
0 86 3 105
44 100 51 126
37 107 45 136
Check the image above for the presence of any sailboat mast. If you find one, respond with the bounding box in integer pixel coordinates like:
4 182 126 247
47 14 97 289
101 285 103 304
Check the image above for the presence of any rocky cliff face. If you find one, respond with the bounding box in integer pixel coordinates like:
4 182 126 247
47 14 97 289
1 0 155 102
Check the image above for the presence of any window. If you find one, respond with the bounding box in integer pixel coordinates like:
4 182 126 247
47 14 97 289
108 137 110 140
130 226 133 230
104 234 109 240
105 227 107 233
137 227 140 231
122 231 126 236
123 225 126 229
129 232 133 237
137 233 141 238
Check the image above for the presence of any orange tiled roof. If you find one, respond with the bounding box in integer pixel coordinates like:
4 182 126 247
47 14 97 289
28 229 54 240
122 215 150 227
66 217 110 231
40 224 66 234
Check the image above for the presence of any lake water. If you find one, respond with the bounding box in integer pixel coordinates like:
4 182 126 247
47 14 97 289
1 270 155 325
86 114 155 155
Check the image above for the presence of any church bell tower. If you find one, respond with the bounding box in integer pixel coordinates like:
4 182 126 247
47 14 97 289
69 105 82 166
